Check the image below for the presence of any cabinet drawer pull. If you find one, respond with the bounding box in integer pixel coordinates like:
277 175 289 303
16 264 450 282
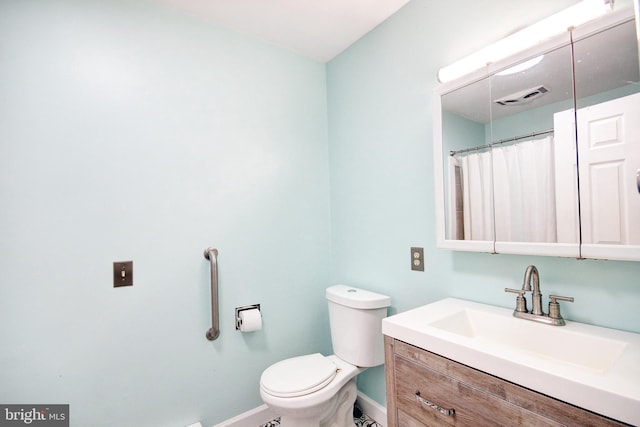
415 391 455 416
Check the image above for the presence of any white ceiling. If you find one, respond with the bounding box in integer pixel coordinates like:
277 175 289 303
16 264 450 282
151 0 411 63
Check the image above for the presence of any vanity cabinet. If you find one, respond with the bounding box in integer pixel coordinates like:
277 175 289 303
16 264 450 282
384 337 628 427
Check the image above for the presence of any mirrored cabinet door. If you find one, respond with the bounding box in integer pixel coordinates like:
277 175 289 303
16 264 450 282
489 44 579 257
440 77 494 251
573 16 640 261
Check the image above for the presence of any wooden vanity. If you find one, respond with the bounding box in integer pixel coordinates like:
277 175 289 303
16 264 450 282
384 336 629 427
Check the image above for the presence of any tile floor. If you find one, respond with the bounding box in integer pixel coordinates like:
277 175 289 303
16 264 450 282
259 402 381 426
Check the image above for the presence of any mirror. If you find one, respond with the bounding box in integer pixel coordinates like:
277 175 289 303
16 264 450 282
441 77 494 248
573 16 640 260
439 39 578 256
489 44 578 256
434 6 640 261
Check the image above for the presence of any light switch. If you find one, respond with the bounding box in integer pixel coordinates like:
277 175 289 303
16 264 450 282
113 261 133 287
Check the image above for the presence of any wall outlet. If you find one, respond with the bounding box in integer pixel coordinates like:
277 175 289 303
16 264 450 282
411 247 424 271
113 261 133 287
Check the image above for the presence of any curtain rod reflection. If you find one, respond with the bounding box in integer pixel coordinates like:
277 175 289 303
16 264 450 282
449 128 554 156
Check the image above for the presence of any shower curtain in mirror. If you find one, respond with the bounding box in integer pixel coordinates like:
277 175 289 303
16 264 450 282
449 150 493 240
493 136 557 242
451 136 557 242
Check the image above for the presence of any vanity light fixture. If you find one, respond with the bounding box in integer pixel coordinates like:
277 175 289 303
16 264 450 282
437 0 614 83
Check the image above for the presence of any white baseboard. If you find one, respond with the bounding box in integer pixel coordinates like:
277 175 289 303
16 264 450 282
212 392 387 427
356 392 387 427
212 404 277 427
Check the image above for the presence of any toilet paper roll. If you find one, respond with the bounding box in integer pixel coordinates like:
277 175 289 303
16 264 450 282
239 308 262 332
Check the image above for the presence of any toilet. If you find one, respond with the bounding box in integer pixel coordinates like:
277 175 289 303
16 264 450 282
259 285 391 427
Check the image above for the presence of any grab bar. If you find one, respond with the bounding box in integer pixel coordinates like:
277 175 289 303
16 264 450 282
204 247 220 341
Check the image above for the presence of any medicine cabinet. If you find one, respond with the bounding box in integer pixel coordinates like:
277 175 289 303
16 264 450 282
433 7 640 261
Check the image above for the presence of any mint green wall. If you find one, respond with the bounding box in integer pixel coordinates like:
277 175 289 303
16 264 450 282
2 0 640 424
0 1 331 426
327 0 640 405
442 110 485 151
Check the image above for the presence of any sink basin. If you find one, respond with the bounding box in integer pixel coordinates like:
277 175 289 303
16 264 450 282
428 308 627 374
382 298 640 426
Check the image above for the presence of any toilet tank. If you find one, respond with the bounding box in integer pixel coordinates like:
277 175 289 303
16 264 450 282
326 285 391 367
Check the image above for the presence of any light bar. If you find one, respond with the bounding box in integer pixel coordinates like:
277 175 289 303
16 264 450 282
437 0 613 83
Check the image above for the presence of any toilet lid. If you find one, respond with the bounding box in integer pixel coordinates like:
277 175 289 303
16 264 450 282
260 353 338 398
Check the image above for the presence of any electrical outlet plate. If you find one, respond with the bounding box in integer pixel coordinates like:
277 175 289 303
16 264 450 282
113 261 133 287
411 247 424 271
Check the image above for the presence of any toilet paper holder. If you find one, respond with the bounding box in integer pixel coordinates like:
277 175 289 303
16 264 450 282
235 304 261 330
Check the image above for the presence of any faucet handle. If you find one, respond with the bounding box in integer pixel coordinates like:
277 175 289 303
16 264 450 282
549 295 574 304
505 288 528 313
548 294 574 321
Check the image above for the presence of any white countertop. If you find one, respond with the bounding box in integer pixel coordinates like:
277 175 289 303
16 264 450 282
382 298 640 426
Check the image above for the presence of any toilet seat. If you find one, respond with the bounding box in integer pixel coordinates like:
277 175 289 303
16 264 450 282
260 353 338 398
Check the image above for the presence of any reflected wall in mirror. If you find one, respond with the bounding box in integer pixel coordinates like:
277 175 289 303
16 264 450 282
435 5 640 261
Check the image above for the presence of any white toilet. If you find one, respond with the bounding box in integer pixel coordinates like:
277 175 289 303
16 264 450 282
259 285 391 427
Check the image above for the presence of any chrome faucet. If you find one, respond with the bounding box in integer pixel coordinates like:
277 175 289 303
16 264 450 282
505 265 574 326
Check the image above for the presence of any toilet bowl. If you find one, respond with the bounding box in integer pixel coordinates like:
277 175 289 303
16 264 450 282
260 354 364 426
259 285 391 427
